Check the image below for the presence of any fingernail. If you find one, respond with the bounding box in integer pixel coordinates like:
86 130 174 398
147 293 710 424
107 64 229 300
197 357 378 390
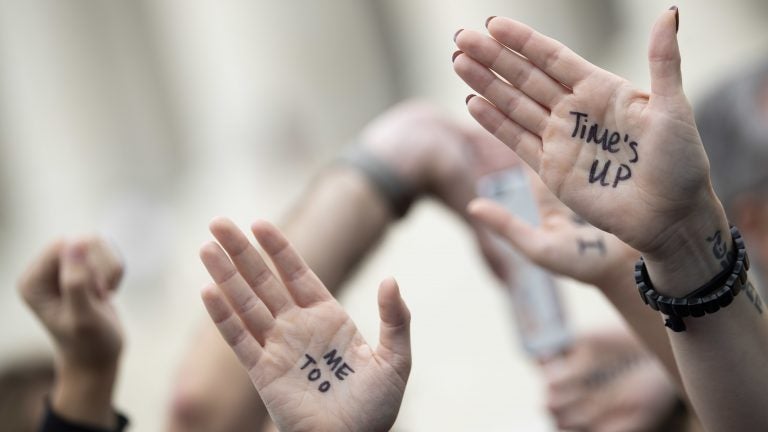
669 6 679 33
466 94 476 105
66 243 87 262
485 16 496 28
453 28 463 42
452 50 463 62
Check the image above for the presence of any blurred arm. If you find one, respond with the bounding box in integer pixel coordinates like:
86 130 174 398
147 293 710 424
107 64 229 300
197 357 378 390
18 238 126 431
279 165 394 293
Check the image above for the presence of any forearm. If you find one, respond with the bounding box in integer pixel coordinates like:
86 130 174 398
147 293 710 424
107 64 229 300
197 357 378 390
598 277 681 388
51 362 119 429
644 204 768 430
665 285 768 430
280 165 395 293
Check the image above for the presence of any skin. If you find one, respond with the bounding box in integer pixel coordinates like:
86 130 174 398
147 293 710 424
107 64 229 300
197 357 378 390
167 101 517 432
468 174 679 386
351 100 517 280
17 236 125 429
199 218 411 432
468 150 688 430
542 329 679 432
454 9 768 430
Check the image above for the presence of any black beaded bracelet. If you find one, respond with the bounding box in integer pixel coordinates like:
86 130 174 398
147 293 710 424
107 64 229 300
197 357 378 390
635 225 750 332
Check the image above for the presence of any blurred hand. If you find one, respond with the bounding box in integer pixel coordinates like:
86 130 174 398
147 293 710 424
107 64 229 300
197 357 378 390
359 100 519 279
469 173 639 291
454 11 729 289
18 236 125 428
199 218 411 432
166 322 269 432
18 236 124 373
542 329 679 432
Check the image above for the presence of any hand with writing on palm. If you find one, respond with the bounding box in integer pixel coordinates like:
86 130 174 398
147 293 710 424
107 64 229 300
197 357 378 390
468 171 639 290
453 9 725 263
199 218 411 432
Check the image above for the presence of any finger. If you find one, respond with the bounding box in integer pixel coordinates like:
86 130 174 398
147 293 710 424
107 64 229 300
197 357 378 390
59 241 98 313
486 17 594 88
468 197 545 262
85 236 124 298
251 220 332 307
546 389 585 421
455 29 568 109
377 278 411 357
454 54 550 137
553 398 597 432
199 242 275 341
466 95 542 171
209 217 293 315
541 356 583 393
17 239 65 308
543 360 591 428
648 7 683 98
473 228 511 281
201 284 263 370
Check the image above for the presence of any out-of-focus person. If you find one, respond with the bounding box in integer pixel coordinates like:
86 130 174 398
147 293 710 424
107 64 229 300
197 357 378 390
0 354 54 432
166 101 516 432
697 60 768 283
17 236 129 432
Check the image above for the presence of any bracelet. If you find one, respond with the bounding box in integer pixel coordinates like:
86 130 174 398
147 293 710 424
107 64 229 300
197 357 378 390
635 225 750 332
337 147 416 218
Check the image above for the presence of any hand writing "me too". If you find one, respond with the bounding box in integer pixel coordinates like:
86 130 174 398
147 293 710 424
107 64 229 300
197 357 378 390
300 349 356 393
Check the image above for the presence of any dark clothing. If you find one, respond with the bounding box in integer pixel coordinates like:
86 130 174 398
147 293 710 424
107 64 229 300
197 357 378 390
40 403 129 432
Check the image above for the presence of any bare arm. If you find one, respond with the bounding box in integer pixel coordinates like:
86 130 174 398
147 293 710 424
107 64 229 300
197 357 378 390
455 9 768 430
279 166 393 292
18 237 126 430
169 101 509 432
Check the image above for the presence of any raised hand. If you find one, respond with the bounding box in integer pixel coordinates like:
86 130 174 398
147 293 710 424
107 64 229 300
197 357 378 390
456 11 768 431
453 9 729 286
358 100 519 279
542 329 680 432
18 236 125 428
468 168 686 386
468 172 638 289
199 218 411 432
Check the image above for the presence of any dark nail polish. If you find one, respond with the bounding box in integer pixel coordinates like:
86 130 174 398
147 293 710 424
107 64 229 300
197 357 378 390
454 29 464 42
669 6 679 33
485 16 496 28
466 94 476 105
452 50 463 62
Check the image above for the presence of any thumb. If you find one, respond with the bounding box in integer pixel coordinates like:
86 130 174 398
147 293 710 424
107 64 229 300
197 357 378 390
59 241 98 313
18 239 66 312
376 277 411 374
648 6 683 98
468 197 542 262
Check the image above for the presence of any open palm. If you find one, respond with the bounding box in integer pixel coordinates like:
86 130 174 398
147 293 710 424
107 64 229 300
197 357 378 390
199 218 411 432
469 172 639 289
454 10 715 255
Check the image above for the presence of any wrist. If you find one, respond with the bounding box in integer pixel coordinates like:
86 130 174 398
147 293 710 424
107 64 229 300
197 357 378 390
596 248 643 294
642 195 731 297
52 360 119 429
336 148 418 218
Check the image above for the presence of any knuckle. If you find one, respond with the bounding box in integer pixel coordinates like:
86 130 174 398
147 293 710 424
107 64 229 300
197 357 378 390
69 314 99 336
108 264 125 287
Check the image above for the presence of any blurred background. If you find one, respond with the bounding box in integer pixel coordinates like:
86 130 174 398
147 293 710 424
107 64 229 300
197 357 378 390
1 0 767 430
